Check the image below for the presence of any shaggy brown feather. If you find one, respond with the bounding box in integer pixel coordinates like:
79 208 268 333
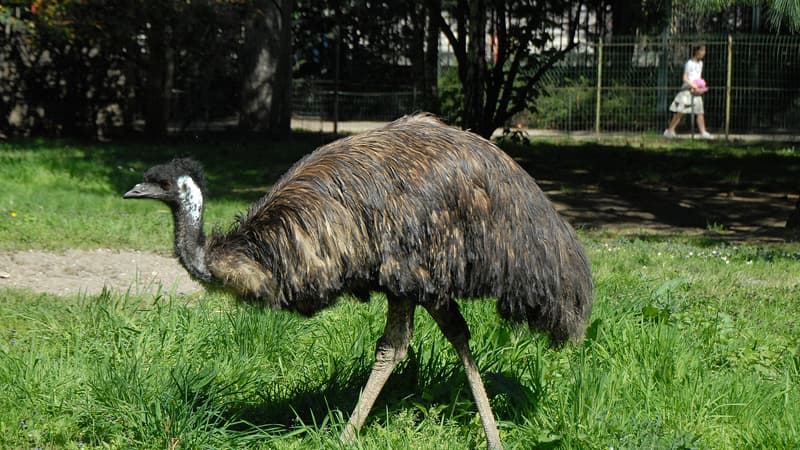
205 114 592 342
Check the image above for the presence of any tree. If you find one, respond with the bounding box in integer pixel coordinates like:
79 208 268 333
0 1 138 136
407 1 441 114
292 0 443 120
689 0 800 31
240 0 294 135
143 0 248 136
607 0 669 35
2 0 289 138
436 0 587 138
294 0 426 86
142 2 176 137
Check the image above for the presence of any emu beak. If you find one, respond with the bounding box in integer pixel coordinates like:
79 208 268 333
124 182 160 199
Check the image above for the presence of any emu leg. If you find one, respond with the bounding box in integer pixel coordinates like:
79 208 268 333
340 297 416 443
424 302 503 450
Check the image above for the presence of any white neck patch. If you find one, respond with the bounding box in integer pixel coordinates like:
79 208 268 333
177 175 203 225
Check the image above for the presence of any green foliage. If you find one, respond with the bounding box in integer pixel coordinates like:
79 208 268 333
0 1 252 136
524 77 596 130
684 0 800 31
601 86 662 131
437 67 463 127
439 0 589 137
523 76 664 132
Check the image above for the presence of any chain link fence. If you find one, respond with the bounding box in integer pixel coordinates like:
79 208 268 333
291 34 799 136
292 79 421 131
523 34 800 135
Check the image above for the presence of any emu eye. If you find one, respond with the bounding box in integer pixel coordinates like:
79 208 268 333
159 181 172 191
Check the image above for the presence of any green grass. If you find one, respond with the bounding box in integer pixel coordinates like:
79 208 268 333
0 135 327 252
1 136 799 449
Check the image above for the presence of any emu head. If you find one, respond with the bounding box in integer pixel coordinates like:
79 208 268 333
124 158 207 219
125 158 214 283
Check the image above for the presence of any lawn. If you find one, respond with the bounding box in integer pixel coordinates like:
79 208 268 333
1 135 799 449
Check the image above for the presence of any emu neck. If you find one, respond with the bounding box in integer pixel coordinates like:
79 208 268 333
171 176 213 283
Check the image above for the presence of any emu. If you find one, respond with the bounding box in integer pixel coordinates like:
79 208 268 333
124 114 592 449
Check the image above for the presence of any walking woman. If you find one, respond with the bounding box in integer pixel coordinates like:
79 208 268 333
664 44 712 139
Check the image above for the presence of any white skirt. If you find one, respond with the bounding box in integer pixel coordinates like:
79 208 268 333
670 90 704 114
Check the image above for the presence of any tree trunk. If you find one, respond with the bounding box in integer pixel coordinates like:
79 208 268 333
410 4 426 111
240 0 293 135
424 0 441 114
463 0 487 135
609 0 640 35
607 0 641 79
144 16 174 137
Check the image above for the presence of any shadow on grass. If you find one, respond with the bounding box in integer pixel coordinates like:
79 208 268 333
5 131 332 205
502 138 800 241
6 132 799 241
99 132 334 204
221 349 539 439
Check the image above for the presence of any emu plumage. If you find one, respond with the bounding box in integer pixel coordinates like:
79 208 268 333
124 114 593 449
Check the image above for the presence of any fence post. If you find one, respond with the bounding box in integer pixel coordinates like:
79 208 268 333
725 34 733 140
567 89 573 135
595 38 603 134
657 21 670 115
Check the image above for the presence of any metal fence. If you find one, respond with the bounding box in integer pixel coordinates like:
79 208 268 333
526 34 800 135
291 34 800 136
292 79 420 126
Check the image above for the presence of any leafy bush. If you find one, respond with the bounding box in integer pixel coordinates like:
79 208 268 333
438 67 463 127
516 77 665 132
524 77 596 130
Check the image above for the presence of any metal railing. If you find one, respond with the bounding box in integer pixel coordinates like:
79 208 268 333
291 34 800 136
524 34 800 135
292 79 420 132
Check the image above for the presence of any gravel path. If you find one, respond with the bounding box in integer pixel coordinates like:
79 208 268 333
0 249 201 297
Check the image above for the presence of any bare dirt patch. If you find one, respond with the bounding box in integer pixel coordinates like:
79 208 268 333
0 249 201 297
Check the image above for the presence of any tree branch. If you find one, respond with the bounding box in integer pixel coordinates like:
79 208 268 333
493 31 530 126
435 13 464 64
484 0 508 121
503 2 582 124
